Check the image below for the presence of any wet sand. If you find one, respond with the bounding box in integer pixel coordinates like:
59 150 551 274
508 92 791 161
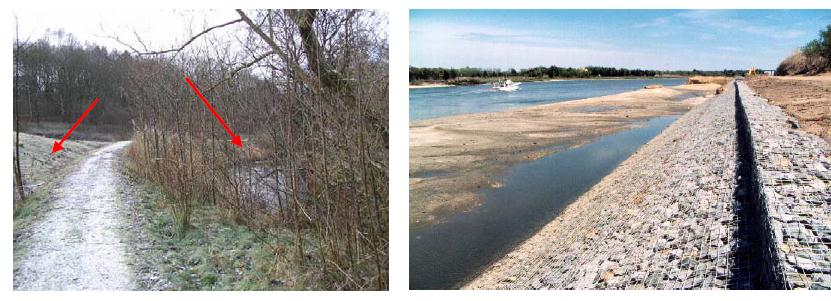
410 83 722 226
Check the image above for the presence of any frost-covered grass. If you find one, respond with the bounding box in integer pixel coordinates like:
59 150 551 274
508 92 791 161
123 174 320 290
13 132 108 220
13 132 108 200
21 121 130 141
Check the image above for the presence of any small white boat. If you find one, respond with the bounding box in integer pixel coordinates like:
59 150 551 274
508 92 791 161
492 79 521 92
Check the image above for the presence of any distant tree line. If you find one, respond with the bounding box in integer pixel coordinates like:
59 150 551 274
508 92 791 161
13 30 133 130
409 65 748 82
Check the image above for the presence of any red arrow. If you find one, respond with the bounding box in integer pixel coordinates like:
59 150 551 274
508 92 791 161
185 77 242 148
52 98 100 154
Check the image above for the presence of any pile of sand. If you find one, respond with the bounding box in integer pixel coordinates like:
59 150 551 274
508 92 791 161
687 76 730 86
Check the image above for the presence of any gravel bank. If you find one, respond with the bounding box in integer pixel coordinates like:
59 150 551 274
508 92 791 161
465 83 739 289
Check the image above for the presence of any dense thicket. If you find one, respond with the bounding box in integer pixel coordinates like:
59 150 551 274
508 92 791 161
409 65 747 82
13 30 133 130
124 9 388 290
777 25 831 75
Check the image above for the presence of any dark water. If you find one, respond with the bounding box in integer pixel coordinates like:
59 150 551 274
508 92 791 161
409 78 687 121
411 170 453 179
409 116 678 290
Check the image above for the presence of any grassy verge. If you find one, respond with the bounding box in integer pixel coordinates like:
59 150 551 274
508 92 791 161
21 121 131 141
120 166 318 290
13 133 105 224
12 190 48 271
13 132 108 200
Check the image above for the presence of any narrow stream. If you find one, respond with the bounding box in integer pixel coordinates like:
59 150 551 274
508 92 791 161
409 116 678 289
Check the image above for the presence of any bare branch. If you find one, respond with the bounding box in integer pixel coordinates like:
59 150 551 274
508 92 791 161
143 18 243 56
107 18 244 56
204 49 277 93
235 9 321 93
132 29 150 52
100 33 147 54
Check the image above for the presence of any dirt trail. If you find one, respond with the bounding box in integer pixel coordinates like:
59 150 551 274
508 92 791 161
14 141 134 290
745 75 831 143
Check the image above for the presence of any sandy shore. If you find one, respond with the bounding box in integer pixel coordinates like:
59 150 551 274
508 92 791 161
409 83 722 226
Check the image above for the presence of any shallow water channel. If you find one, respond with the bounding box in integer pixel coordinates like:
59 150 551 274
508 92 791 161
409 116 678 289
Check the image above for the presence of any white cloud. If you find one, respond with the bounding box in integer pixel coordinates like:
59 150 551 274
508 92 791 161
456 32 612 50
646 31 672 38
677 9 807 40
410 20 631 69
411 39 649 69
697 33 716 41
633 17 670 29
780 30 807 39
410 10 823 70
410 21 648 69
715 46 740 52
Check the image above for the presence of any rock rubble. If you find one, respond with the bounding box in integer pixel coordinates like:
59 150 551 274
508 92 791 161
465 83 740 289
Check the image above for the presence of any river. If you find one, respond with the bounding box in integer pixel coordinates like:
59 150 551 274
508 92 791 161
409 116 678 289
409 78 687 121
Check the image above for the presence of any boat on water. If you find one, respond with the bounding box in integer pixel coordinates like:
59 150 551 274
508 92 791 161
492 79 521 92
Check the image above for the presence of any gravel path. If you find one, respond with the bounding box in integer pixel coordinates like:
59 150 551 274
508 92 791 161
14 141 134 290
465 84 739 289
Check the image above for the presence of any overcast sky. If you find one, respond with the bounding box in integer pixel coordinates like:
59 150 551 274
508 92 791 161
13 9 242 52
410 9 831 70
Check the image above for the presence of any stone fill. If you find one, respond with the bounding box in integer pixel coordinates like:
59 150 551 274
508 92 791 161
738 81 831 289
465 81 831 290
465 83 740 289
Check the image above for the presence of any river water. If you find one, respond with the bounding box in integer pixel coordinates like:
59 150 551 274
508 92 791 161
409 116 679 289
409 78 687 121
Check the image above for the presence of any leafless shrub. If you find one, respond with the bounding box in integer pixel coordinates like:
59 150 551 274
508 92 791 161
123 9 388 290
777 50 830 76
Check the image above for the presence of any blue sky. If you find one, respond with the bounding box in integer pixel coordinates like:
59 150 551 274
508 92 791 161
410 10 831 70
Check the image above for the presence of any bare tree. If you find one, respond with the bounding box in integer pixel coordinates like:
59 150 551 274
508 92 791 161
120 9 388 289
13 16 26 206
